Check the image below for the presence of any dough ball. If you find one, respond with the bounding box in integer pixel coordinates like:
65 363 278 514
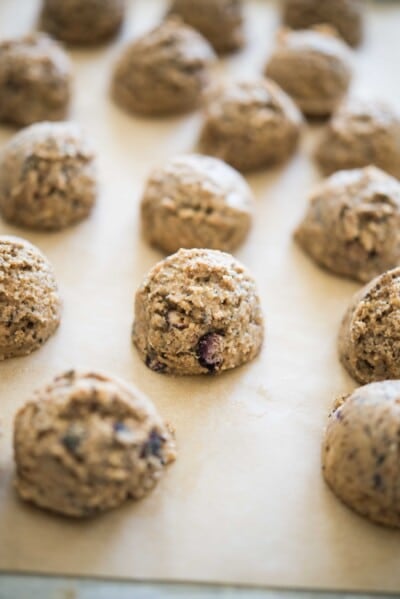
40 0 125 45
295 166 400 283
0 236 61 360
133 248 264 376
141 154 254 254
111 18 215 116
0 33 71 127
339 267 400 384
265 27 352 117
199 77 303 172
167 0 244 54
315 98 400 179
322 381 400 527
282 0 364 47
14 370 176 517
0 122 97 231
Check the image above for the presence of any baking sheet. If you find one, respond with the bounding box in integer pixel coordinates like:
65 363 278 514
1 0 400 593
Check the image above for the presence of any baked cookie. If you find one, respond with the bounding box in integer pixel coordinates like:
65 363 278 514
282 0 364 47
295 166 400 283
322 380 400 527
315 99 400 179
132 248 264 375
167 0 244 54
141 154 254 254
14 370 176 517
0 33 71 127
0 236 61 360
0 121 97 231
111 19 215 116
40 0 125 45
200 78 303 172
265 27 352 117
339 267 400 384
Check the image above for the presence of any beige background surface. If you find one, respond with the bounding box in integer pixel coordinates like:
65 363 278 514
0 0 400 593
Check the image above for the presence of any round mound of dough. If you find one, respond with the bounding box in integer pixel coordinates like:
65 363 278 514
132 248 264 376
0 33 71 127
339 267 400 384
167 0 244 54
14 370 176 517
0 122 97 231
282 0 364 47
315 99 400 179
295 166 400 283
0 236 61 360
199 78 303 172
322 380 400 527
40 0 125 45
265 27 352 117
111 19 215 116
141 154 254 254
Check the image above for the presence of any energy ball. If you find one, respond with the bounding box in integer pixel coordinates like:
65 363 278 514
0 121 97 231
0 236 61 360
167 0 244 54
339 267 400 384
282 0 364 47
322 381 400 527
199 77 303 172
141 154 254 254
265 27 352 118
0 33 71 127
14 370 176 517
295 166 400 283
111 19 215 117
315 99 400 179
133 248 264 376
40 0 125 45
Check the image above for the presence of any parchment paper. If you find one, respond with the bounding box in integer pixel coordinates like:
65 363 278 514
1 0 400 592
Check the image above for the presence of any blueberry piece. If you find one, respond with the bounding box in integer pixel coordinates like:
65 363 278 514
145 352 167 373
196 332 224 372
61 427 83 454
141 429 165 460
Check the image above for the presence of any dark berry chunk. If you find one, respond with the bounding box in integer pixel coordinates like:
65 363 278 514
145 352 167 373
196 332 224 373
141 429 165 460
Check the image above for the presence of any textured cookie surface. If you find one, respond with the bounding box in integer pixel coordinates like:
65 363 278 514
0 121 97 231
141 154 254 254
133 248 264 375
14 370 176 517
265 27 352 117
0 236 61 360
112 19 215 116
0 33 71 127
339 267 400 384
315 99 400 179
295 166 400 283
168 0 244 53
199 77 303 172
282 0 364 47
322 381 400 527
40 0 125 45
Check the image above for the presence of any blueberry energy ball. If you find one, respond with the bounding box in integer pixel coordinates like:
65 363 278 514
0 33 71 127
14 370 176 517
40 0 125 46
265 26 352 117
133 248 264 375
323 380 400 527
167 0 244 54
141 154 254 254
0 236 61 360
295 166 400 283
0 121 97 231
112 18 215 117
